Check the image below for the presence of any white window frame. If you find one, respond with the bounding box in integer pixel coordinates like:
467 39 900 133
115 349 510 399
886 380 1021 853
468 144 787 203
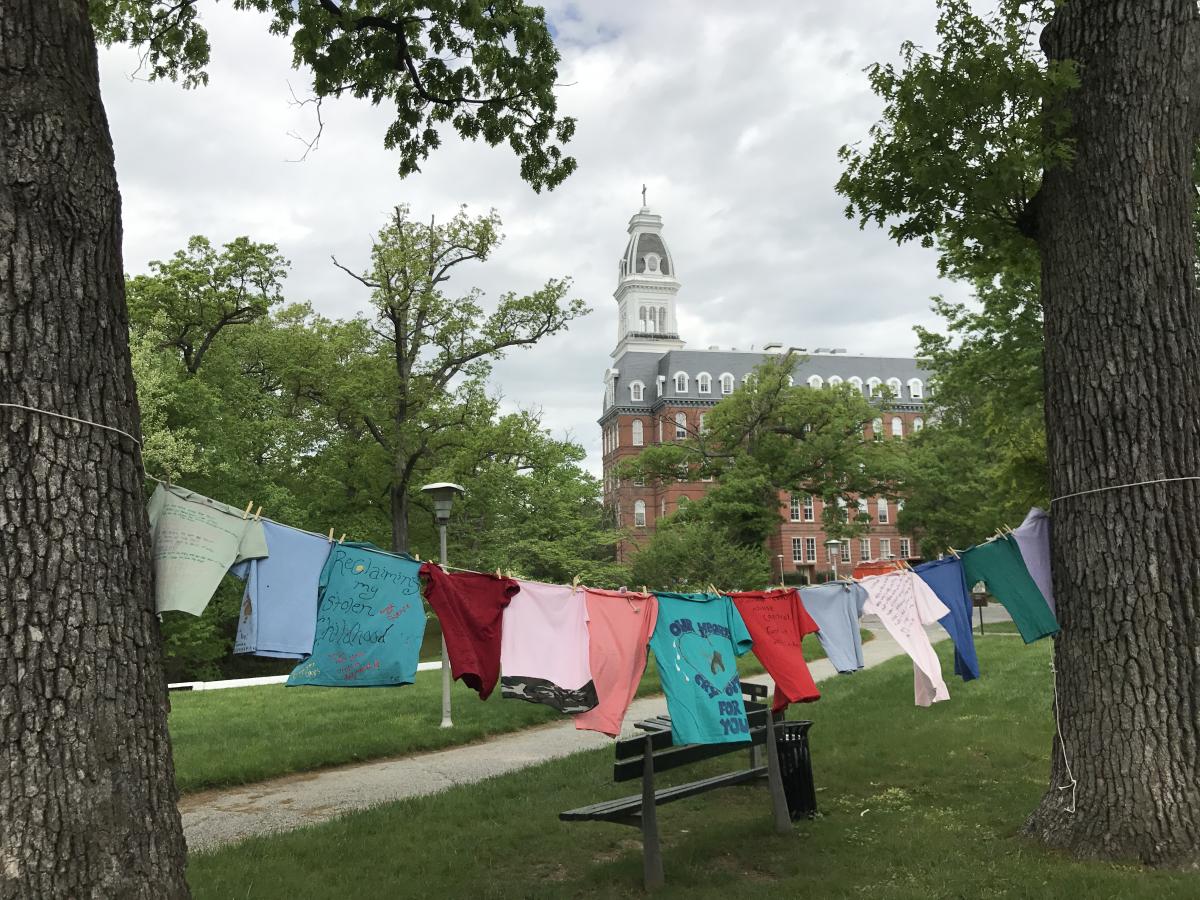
697 372 712 394
899 538 911 559
891 416 903 438
841 542 851 563
699 412 707 433
913 417 924 432
872 418 883 440
792 537 804 563
803 495 815 522
630 381 644 402
720 373 734 395
828 376 843 388
877 498 889 524
631 419 644 446
908 378 923 399
867 377 882 397
879 537 893 559
633 500 646 528
886 377 902 396
860 537 871 560
848 376 863 394
789 495 801 522
674 412 687 440
804 537 817 562
807 374 824 389
673 372 689 394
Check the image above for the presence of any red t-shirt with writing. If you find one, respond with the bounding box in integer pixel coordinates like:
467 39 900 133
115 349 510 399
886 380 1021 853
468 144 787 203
420 564 519 700
730 588 821 711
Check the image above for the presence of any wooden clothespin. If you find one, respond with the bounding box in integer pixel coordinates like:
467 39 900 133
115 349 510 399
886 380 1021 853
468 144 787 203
414 552 420 561
640 585 649 595
707 583 719 595
948 547 961 558
571 574 582 590
495 567 503 579
242 501 254 520
338 533 346 544
327 527 334 543
253 505 263 521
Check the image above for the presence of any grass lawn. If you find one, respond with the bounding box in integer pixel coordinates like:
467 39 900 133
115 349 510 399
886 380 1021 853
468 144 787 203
187 635 1198 899
171 629 871 794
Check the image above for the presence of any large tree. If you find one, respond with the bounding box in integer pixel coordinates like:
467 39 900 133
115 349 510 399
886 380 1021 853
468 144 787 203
0 1 574 895
839 0 1199 866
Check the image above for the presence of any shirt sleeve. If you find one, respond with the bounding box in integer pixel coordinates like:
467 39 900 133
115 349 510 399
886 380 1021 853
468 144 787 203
236 519 270 564
727 599 753 657
794 594 820 637
146 484 166 537
912 575 950 625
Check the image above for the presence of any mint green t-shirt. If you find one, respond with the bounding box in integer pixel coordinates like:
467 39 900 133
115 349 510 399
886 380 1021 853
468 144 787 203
649 593 754 745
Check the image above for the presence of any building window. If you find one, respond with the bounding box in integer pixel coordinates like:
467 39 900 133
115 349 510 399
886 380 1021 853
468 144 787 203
792 537 804 563
872 418 883 440
678 496 690 511
877 498 889 524
848 376 863 394
805 537 817 562
899 538 911 558
720 373 734 394
633 474 645 486
675 412 687 439
908 378 923 399
867 377 881 397
891 416 903 438
803 495 815 522
841 542 851 563
807 374 824 389
674 372 689 393
656 376 664 397
633 500 646 527
886 377 902 396
630 381 644 402
880 537 893 559
632 419 644 446
698 373 711 394
701 474 714 482
789 495 801 522
913 417 924 432
699 413 707 432
657 418 663 443
661 498 667 517
828 375 843 388
860 537 871 560
858 497 869 515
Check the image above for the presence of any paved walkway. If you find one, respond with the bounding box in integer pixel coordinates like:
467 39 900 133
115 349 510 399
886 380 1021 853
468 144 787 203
182 610 1010 852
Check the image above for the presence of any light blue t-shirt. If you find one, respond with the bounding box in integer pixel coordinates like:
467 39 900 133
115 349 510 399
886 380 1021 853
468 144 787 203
230 520 331 659
649 593 754 745
797 582 868 673
286 543 426 687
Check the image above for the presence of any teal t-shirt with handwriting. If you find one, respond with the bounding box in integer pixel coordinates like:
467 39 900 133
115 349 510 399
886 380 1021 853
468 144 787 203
649 593 754 745
287 543 426 687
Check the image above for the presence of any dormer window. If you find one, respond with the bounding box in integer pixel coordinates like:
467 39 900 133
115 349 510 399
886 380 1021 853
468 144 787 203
630 381 644 402
674 372 689 393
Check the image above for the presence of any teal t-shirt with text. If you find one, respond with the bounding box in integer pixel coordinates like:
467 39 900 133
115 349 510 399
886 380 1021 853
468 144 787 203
649 593 754 745
287 543 426 687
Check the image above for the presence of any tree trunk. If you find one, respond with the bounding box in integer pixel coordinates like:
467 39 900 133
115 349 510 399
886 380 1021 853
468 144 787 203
391 477 410 554
1029 0 1200 867
0 2 190 896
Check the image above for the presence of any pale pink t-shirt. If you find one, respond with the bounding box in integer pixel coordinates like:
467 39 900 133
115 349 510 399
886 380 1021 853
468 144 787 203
500 581 596 713
574 589 658 737
861 570 951 707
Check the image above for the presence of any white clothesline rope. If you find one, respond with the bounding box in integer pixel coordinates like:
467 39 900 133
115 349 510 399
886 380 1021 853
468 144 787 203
1051 475 1200 505
0 401 141 446
1049 658 1078 814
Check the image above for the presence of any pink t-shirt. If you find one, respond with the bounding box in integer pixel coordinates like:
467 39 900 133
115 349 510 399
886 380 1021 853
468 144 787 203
574 589 658 737
861 570 951 707
500 581 597 713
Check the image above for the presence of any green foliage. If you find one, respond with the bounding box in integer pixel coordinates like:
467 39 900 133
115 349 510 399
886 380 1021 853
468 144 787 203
628 511 772 593
836 0 1075 283
90 0 576 190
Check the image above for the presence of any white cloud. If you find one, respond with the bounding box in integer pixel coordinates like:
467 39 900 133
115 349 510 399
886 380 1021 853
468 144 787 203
98 1 965 477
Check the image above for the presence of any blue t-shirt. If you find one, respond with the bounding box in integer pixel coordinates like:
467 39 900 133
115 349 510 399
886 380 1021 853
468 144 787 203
230 521 332 659
915 557 980 681
287 543 426 687
797 582 868 673
649 593 754 745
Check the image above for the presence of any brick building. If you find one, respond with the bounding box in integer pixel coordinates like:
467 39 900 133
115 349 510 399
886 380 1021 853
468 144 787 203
599 203 930 580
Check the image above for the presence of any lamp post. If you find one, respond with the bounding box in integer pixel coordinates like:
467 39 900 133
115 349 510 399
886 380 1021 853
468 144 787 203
776 553 784 585
971 582 988 636
421 481 465 728
824 538 842 580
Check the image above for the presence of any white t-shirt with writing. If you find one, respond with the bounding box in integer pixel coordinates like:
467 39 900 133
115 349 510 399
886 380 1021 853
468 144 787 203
862 570 951 707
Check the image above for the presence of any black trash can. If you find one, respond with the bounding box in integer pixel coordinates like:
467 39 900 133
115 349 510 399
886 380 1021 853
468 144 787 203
775 720 817 819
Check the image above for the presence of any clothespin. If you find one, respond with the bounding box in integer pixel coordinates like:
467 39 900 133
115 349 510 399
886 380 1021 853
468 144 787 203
242 501 254 520
948 547 961 558
571 574 582 590
640 585 649 595
495 567 503 579
253 505 263 521
327 527 334 543
707 583 719 595
338 533 346 544
414 552 420 561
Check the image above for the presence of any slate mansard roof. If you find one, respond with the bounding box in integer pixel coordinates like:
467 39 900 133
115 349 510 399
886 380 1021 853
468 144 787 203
602 349 931 421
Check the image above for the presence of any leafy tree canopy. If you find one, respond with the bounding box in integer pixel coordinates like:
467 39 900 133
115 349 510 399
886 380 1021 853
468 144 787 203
90 0 577 190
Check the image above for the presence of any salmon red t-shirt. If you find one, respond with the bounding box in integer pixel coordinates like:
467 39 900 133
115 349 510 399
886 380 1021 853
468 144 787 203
730 588 821 711
420 564 519 699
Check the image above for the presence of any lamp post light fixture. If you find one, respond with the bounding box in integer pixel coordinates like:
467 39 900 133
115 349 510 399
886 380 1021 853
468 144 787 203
421 482 465 728
776 553 784 585
824 538 842 581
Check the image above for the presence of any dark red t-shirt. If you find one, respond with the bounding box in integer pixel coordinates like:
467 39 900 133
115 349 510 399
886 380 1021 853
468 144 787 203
730 588 821 711
420 564 519 700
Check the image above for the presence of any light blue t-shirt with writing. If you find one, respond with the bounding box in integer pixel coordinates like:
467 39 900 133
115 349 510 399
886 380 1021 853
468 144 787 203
230 520 331 659
287 543 426 687
649 593 754 745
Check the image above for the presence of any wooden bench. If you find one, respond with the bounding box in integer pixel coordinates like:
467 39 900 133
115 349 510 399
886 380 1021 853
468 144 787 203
560 682 792 889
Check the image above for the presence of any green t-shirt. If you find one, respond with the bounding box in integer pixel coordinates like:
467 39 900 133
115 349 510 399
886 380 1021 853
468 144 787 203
962 535 1059 643
147 484 269 616
649 593 754 745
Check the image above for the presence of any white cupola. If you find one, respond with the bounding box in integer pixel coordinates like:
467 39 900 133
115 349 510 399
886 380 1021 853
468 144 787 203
612 197 685 358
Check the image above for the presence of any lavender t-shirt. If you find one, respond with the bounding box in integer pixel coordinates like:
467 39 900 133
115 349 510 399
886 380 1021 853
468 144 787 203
1012 507 1054 613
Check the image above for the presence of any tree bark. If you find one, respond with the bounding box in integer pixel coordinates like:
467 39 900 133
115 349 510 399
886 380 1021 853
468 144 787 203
1030 0 1200 867
0 2 190 896
391 476 410 554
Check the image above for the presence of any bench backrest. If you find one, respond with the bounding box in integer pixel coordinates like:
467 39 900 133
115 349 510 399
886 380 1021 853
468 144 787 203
612 682 771 783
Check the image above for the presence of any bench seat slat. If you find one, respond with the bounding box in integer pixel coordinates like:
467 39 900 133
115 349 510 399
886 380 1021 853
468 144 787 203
559 767 767 822
613 727 767 782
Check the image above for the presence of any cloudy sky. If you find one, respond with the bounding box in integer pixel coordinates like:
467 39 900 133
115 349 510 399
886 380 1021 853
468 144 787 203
98 1 965 475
